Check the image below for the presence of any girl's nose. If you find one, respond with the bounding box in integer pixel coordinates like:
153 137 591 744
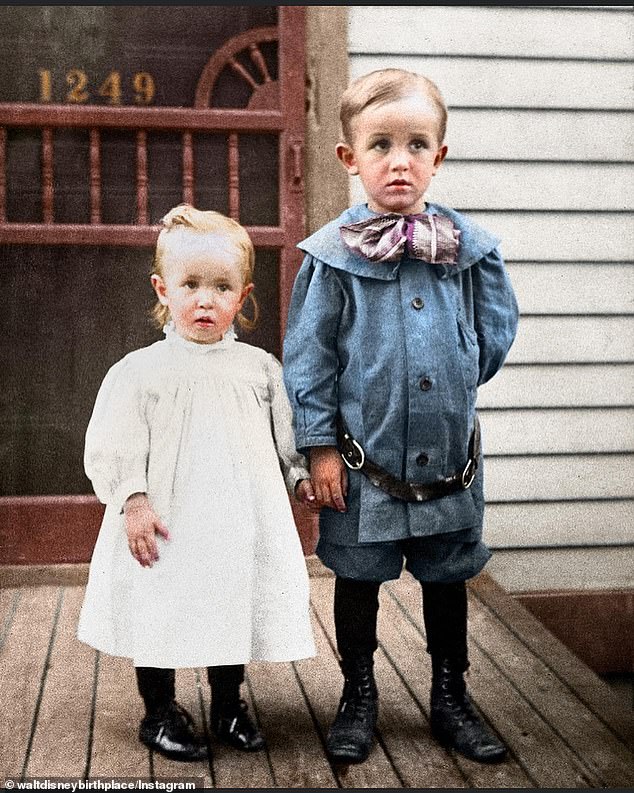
197 290 214 307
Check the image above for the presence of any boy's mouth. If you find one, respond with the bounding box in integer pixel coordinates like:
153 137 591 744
388 179 410 186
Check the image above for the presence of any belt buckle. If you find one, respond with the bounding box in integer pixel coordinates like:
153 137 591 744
461 458 476 489
340 436 366 471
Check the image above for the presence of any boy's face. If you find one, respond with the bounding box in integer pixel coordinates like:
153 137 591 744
151 234 253 344
337 91 447 216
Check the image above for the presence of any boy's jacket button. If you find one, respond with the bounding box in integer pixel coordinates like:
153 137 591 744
419 377 433 391
411 297 425 310
416 453 430 466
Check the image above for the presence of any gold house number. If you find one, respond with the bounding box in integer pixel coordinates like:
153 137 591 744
38 69 156 105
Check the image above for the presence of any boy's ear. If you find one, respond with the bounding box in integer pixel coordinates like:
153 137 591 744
433 144 449 172
336 142 359 176
151 274 169 306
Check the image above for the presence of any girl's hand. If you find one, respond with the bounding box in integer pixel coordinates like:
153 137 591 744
309 447 348 512
295 478 320 512
124 493 170 568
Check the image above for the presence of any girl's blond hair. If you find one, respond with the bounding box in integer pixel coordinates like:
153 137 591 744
340 68 448 146
151 204 258 332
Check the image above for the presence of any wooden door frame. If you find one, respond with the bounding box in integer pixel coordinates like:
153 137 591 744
0 6 314 564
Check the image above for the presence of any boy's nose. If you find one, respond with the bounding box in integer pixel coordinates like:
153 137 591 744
389 148 410 170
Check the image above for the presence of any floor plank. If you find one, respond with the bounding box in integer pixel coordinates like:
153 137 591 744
25 587 96 778
247 656 339 788
88 652 151 778
387 574 601 788
467 588 634 788
472 573 634 749
0 586 60 780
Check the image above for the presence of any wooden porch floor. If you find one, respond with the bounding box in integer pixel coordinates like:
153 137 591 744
1 568 632 789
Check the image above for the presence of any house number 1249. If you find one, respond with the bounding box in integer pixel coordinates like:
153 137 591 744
38 69 156 105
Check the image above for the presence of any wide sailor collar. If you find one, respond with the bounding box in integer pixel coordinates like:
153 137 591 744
298 202 500 281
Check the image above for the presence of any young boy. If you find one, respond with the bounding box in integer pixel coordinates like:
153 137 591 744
283 69 519 765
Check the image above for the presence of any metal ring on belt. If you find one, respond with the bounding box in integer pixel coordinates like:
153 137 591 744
336 416 480 503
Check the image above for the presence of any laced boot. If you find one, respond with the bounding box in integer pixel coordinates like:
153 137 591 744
139 701 208 762
430 657 507 763
326 654 378 764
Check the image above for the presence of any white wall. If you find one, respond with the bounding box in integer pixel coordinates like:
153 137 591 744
347 5 634 592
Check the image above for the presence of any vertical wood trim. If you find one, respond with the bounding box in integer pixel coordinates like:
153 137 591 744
0 126 6 223
182 131 194 205
278 5 306 339
228 132 239 220
89 129 101 224
41 127 54 223
305 7 349 234
136 129 148 225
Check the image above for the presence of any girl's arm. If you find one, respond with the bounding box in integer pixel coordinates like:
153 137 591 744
472 247 520 385
84 357 150 512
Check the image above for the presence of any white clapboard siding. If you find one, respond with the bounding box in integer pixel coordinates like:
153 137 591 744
486 547 634 592
479 408 634 455
477 364 634 408
484 500 634 548
432 163 634 211
465 212 634 261
505 264 634 315
446 110 634 162
484 454 634 502
508 317 634 365
350 56 633 110
347 6 634 591
348 7 633 60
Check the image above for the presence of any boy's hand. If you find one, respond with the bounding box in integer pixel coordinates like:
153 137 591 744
124 493 170 568
295 478 320 512
310 447 348 512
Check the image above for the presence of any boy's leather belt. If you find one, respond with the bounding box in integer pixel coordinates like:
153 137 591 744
336 416 480 503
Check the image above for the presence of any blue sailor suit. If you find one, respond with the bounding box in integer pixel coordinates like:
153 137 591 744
283 202 518 581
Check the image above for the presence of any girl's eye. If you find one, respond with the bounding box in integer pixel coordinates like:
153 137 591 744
184 280 197 289
217 284 231 292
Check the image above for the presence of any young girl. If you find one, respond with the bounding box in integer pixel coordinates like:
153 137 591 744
78 205 316 761
283 69 518 765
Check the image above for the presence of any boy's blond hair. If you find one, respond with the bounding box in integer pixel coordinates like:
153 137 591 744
340 68 448 146
151 204 258 331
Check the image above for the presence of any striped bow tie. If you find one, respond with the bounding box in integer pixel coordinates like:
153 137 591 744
340 212 460 264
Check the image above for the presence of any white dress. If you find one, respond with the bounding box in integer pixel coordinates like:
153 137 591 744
77 324 315 668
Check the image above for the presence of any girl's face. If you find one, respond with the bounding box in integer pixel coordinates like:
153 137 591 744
337 91 447 216
151 234 253 344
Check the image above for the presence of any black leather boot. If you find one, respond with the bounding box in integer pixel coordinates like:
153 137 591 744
326 654 378 764
136 666 208 761
208 664 266 752
430 657 507 763
139 701 209 761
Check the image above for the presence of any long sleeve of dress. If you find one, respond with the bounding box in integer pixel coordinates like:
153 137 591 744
266 354 310 493
282 255 345 453
472 247 519 386
84 357 150 511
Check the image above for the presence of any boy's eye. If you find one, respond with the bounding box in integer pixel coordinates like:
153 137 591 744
410 139 427 151
371 138 390 151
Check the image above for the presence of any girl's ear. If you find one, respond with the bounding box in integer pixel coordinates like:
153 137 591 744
336 142 359 176
151 274 169 306
239 282 255 310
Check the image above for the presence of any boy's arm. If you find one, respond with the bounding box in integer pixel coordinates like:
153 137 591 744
472 247 519 385
283 255 348 511
283 255 344 451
